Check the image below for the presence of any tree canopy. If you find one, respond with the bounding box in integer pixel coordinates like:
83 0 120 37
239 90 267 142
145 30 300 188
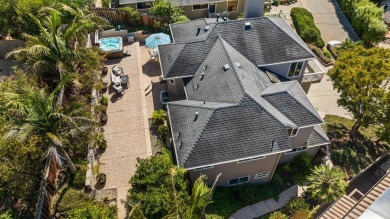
328 46 390 138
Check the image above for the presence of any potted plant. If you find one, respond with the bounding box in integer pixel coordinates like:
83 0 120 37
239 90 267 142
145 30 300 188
102 82 108 93
102 66 108 76
96 132 107 150
99 105 107 113
96 173 106 184
100 96 108 106
99 112 108 125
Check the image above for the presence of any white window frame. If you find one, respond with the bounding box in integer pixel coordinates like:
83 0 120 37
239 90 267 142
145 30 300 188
237 155 265 163
192 3 208 11
228 175 250 186
193 165 214 171
288 128 299 137
255 171 269 179
287 62 304 78
136 2 152 10
285 146 308 154
227 0 239 12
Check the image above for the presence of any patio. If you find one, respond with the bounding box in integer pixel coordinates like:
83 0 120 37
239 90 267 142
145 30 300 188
97 41 152 219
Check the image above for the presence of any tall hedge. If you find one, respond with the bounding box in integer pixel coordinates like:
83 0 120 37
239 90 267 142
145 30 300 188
291 7 325 48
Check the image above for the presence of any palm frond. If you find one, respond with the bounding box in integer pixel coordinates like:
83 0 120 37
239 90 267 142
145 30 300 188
46 132 63 147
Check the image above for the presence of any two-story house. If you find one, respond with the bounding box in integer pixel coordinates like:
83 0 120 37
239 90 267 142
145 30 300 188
115 0 268 19
158 16 329 186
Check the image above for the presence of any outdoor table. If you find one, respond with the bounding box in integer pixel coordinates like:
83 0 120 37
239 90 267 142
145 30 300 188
122 75 129 89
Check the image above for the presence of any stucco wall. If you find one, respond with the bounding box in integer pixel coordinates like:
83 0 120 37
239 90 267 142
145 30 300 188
278 145 320 164
182 5 208 20
244 0 265 18
189 153 280 186
289 126 314 148
167 78 185 96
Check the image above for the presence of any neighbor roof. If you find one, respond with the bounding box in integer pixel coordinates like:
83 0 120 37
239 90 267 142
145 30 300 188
159 17 315 79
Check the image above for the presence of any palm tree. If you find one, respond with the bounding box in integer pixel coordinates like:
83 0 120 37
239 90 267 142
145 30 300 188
306 164 347 204
2 76 94 174
6 5 106 80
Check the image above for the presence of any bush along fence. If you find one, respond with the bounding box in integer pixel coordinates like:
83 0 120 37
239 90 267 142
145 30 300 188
90 7 166 28
291 7 334 66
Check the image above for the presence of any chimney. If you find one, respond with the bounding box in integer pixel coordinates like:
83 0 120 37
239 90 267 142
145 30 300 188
245 22 252 30
194 112 199 121
244 0 265 18
196 26 201 36
200 72 205 80
216 13 220 22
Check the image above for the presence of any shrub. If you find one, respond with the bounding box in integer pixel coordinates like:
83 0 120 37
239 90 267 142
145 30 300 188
121 7 140 24
71 165 87 189
271 173 284 187
56 188 92 213
289 153 312 184
291 7 325 48
283 197 309 216
152 109 167 126
308 44 333 64
235 184 280 204
100 97 108 106
323 49 332 58
102 0 111 7
269 211 288 219
67 202 116 219
272 0 280 6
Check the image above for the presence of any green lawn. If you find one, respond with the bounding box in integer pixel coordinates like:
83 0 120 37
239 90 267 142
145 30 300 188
323 115 389 178
205 184 280 219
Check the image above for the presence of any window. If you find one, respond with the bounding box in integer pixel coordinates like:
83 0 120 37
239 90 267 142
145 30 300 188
237 155 265 163
136 2 152 9
169 79 175 85
228 176 250 186
288 62 303 77
193 3 208 10
285 146 307 154
193 166 214 171
287 128 298 136
255 172 269 179
227 0 238 12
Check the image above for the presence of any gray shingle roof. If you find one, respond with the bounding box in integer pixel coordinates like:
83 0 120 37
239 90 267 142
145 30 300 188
169 95 291 168
159 17 315 79
307 125 330 147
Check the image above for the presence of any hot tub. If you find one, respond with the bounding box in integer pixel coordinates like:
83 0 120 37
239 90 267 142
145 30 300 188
98 37 123 58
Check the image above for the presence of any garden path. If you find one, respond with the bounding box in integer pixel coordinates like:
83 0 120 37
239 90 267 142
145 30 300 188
229 185 298 219
99 42 152 219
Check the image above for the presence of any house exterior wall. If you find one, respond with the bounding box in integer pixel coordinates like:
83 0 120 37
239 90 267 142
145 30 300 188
189 153 280 186
121 0 246 20
278 145 319 164
167 78 185 96
289 126 314 148
244 0 265 18
262 60 308 84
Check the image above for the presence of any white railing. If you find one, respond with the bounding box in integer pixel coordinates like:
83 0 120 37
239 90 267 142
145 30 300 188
302 59 326 83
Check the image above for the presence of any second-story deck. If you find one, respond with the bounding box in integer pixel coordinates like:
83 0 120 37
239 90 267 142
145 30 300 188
302 59 326 83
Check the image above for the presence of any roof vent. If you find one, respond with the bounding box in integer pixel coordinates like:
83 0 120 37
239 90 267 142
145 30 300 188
235 62 241 68
179 141 183 149
196 84 199 90
203 65 207 71
204 25 210 31
200 72 205 80
194 112 199 121
245 22 251 30
223 64 230 71
177 131 181 138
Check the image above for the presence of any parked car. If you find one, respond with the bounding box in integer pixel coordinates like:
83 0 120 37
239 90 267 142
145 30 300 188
326 40 342 50
160 90 169 105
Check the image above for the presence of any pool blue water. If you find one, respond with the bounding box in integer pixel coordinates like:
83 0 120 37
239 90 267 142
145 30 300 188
99 37 123 52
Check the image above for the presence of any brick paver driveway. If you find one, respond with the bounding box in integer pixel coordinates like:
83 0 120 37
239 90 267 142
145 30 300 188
100 42 152 218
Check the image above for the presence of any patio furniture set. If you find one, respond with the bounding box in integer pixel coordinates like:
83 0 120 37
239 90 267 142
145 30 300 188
110 65 129 95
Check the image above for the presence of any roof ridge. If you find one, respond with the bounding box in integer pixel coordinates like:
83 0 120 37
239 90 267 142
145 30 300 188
168 101 237 110
267 17 314 57
182 109 216 165
285 90 323 123
161 43 187 76
218 37 247 94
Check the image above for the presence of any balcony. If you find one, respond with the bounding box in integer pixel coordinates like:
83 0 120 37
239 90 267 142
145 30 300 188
302 59 326 83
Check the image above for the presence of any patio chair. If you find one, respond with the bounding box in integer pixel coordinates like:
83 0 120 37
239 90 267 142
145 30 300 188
112 65 124 76
112 83 124 94
149 49 158 60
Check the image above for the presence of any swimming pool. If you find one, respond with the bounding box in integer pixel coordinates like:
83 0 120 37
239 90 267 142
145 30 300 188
99 37 123 52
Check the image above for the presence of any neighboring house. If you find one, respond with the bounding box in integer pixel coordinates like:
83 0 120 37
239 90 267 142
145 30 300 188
319 172 390 219
158 17 328 186
115 0 268 19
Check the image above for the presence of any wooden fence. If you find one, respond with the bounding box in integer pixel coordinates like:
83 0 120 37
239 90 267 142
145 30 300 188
90 7 166 28
0 40 24 58
35 153 62 219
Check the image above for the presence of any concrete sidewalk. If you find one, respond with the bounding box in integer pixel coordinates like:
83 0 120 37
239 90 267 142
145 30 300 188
229 185 298 219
